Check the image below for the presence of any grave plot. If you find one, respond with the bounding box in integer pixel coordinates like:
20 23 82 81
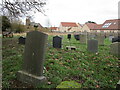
2 35 120 88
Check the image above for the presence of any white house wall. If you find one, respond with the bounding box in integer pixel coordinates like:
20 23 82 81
81 24 90 32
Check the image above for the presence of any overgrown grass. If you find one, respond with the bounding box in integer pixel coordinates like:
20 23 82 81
2 35 120 88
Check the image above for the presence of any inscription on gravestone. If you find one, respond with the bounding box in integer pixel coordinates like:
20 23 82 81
17 31 48 85
53 36 62 48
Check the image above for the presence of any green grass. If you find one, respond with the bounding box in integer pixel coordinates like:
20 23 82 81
2 35 120 88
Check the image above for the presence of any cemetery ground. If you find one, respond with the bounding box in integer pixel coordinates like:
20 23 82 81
2 34 120 88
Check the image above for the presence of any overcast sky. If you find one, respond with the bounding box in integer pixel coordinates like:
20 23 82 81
33 0 119 27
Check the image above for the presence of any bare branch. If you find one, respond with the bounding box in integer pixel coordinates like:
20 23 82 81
1 0 47 18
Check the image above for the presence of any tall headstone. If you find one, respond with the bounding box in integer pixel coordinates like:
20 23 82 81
87 39 98 53
96 35 104 45
67 34 71 40
53 36 62 48
79 34 87 44
17 31 48 85
110 42 120 58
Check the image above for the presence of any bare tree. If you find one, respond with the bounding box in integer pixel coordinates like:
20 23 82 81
1 0 47 18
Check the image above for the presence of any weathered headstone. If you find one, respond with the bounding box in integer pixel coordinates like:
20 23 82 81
79 34 87 44
87 39 98 53
96 35 104 45
53 36 62 48
67 34 71 40
112 36 120 43
110 42 120 58
74 34 80 40
87 34 96 40
17 31 48 85
18 36 26 44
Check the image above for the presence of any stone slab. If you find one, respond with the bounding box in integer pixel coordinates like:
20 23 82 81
17 71 47 86
66 46 76 50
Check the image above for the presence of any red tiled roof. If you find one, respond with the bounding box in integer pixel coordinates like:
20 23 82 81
86 23 97 29
61 22 78 27
93 19 120 30
50 27 57 30
94 24 103 30
101 19 120 30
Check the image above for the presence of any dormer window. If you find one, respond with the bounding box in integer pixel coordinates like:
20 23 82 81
102 23 112 28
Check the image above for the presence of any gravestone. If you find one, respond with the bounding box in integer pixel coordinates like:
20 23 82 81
17 31 48 85
74 34 80 40
87 40 98 53
18 36 26 44
53 36 62 48
112 36 120 43
67 34 71 40
79 34 87 44
109 35 114 41
96 35 104 45
87 34 96 40
110 42 120 58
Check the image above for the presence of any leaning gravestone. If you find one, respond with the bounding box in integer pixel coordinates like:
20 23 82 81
18 36 26 44
17 31 48 85
87 39 98 53
110 42 120 58
79 34 87 44
53 36 62 48
96 35 104 45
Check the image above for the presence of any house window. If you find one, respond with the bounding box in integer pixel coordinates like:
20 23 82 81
102 23 112 28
